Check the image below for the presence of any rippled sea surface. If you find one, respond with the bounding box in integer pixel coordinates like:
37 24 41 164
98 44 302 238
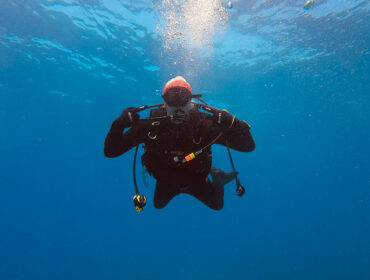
1 1 369 279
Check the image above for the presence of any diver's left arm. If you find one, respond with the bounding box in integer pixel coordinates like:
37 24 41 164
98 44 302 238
213 110 255 152
220 118 255 152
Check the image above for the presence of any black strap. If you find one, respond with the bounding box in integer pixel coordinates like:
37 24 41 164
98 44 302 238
226 140 236 172
226 140 244 195
133 145 140 195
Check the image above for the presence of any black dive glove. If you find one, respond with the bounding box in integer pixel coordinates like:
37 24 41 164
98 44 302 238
213 109 237 129
115 107 140 128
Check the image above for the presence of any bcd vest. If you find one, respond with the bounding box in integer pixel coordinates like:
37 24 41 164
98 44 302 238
141 107 212 180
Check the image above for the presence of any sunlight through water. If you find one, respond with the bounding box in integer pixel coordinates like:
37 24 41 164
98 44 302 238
154 0 230 77
155 0 229 50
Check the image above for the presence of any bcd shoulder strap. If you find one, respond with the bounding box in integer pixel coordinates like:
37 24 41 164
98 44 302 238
150 106 167 118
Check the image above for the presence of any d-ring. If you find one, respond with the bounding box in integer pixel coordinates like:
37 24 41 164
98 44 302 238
193 137 202 145
148 131 157 140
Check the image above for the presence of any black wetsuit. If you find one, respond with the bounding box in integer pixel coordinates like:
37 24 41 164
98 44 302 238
104 107 255 210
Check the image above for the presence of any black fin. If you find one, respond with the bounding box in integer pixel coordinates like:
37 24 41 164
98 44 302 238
211 168 238 185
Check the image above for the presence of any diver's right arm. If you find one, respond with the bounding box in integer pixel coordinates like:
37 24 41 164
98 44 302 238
104 107 142 158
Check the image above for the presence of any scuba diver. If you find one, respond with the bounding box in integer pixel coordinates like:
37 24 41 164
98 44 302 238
104 76 255 211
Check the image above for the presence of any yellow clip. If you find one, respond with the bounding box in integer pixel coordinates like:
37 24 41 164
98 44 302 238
222 109 235 128
229 116 236 128
133 194 146 212
185 153 195 162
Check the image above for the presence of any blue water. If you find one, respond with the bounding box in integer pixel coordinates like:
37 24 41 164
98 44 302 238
1 0 369 279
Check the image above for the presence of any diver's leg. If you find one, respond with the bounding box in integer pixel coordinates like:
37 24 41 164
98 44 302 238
153 179 179 209
185 177 224 210
210 168 238 185
185 169 238 210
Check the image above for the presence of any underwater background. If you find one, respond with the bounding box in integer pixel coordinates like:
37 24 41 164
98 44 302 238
0 0 369 279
